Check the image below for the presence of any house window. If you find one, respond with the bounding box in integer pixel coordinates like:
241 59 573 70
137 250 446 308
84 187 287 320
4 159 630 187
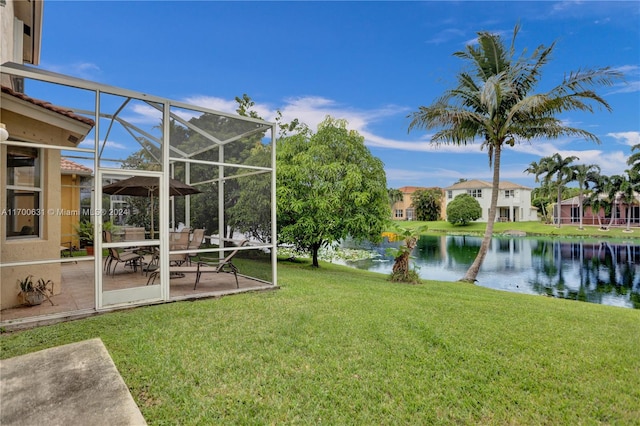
406 208 415 221
394 209 404 219
447 190 453 199
504 189 515 198
571 207 580 223
467 189 482 198
6 146 42 238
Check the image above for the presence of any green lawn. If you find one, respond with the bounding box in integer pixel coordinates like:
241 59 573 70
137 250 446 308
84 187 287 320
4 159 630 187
2 261 639 424
393 220 640 240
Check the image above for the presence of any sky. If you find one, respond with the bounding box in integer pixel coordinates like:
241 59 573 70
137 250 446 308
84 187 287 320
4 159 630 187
38 0 640 190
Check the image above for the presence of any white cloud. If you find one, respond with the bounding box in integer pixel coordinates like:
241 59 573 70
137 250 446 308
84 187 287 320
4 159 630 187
607 131 640 147
42 62 102 80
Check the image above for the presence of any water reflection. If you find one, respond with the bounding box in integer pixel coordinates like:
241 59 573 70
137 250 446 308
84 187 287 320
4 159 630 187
342 235 640 309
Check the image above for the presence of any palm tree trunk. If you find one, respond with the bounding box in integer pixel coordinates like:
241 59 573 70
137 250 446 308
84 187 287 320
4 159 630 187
578 191 584 230
461 145 501 283
556 183 562 228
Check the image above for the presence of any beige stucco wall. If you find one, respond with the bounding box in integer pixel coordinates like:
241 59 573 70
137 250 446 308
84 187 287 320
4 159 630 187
1 147 62 309
60 174 81 248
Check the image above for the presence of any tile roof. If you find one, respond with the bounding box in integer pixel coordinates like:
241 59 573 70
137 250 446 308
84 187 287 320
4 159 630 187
61 158 93 175
1 85 95 127
444 179 530 190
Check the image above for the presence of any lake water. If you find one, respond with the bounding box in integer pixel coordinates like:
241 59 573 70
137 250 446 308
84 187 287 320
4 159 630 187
341 235 640 309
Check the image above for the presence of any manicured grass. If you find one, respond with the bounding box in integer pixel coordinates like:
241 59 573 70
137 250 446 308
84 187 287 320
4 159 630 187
394 220 640 240
2 261 639 424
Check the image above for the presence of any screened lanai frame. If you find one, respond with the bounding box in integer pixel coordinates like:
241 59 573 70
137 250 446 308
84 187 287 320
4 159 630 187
0 62 277 326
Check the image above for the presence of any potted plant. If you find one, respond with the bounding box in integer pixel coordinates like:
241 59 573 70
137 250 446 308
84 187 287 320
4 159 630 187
17 275 54 306
74 220 95 255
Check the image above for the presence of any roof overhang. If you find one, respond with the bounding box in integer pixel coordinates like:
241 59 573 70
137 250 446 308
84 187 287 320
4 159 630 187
1 89 94 146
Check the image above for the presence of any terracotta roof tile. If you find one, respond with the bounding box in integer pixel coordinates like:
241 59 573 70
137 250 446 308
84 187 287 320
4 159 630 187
1 85 95 127
61 158 93 175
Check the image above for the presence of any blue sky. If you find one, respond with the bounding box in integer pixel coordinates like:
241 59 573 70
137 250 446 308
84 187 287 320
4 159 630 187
40 1 639 189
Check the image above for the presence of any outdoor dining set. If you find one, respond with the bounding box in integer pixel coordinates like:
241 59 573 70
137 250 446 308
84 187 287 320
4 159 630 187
103 227 247 289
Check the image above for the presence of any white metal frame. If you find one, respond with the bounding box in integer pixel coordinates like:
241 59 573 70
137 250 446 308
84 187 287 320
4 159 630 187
0 62 278 323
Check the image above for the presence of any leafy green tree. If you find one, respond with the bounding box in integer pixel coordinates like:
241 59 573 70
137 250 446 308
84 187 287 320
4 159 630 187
277 116 389 267
408 24 620 282
227 144 272 242
411 188 442 221
447 194 482 225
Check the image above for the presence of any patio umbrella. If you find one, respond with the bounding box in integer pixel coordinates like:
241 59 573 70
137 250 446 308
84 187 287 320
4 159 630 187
102 176 201 238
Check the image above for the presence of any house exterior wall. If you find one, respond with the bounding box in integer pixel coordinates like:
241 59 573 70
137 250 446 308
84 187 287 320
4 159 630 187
444 180 537 223
559 201 639 226
390 186 446 221
1 147 62 309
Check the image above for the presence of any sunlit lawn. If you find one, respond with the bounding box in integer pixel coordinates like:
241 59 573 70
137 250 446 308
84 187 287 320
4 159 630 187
394 220 640 240
2 260 639 424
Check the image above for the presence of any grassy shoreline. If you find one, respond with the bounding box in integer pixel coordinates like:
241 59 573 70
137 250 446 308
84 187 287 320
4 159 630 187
2 261 639 424
392 220 640 240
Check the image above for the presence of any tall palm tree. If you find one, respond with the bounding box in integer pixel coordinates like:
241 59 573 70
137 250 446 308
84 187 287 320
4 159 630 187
606 174 625 229
536 153 579 228
571 163 600 230
587 173 611 229
620 170 639 232
524 159 549 220
407 24 621 283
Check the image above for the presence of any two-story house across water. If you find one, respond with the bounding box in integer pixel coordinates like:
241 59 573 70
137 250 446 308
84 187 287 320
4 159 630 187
444 179 538 222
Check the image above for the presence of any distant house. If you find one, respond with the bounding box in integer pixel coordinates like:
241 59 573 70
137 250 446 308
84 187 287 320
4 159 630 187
558 193 640 226
390 186 445 221
444 179 537 222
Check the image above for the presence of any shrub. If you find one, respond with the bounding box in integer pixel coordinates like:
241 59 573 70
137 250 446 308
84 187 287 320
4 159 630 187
447 193 481 225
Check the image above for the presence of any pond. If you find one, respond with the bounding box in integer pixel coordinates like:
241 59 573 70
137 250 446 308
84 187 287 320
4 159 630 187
341 235 640 309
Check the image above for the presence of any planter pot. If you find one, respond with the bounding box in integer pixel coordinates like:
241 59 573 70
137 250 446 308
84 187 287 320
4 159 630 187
22 292 45 306
86 245 94 256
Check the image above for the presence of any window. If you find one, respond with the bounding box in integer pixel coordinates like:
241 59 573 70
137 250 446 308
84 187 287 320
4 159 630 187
406 208 415 220
394 209 403 218
447 190 453 199
467 189 482 198
6 146 42 238
504 189 515 198
571 206 580 223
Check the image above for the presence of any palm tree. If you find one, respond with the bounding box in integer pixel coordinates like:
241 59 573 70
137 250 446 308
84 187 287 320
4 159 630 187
407 24 621 283
627 144 640 175
620 170 639 232
587 173 611 229
536 153 579 228
572 163 600 230
388 188 404 216
606 175 625 229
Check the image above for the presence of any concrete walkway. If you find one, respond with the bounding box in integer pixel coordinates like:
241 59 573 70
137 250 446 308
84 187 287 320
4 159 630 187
1 338 146 425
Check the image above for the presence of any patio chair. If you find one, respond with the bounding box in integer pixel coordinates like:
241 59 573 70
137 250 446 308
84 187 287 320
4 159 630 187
194 239 249 289
169 228 191 266
187 228 206 265
103 231 143 276
146 239 248 289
